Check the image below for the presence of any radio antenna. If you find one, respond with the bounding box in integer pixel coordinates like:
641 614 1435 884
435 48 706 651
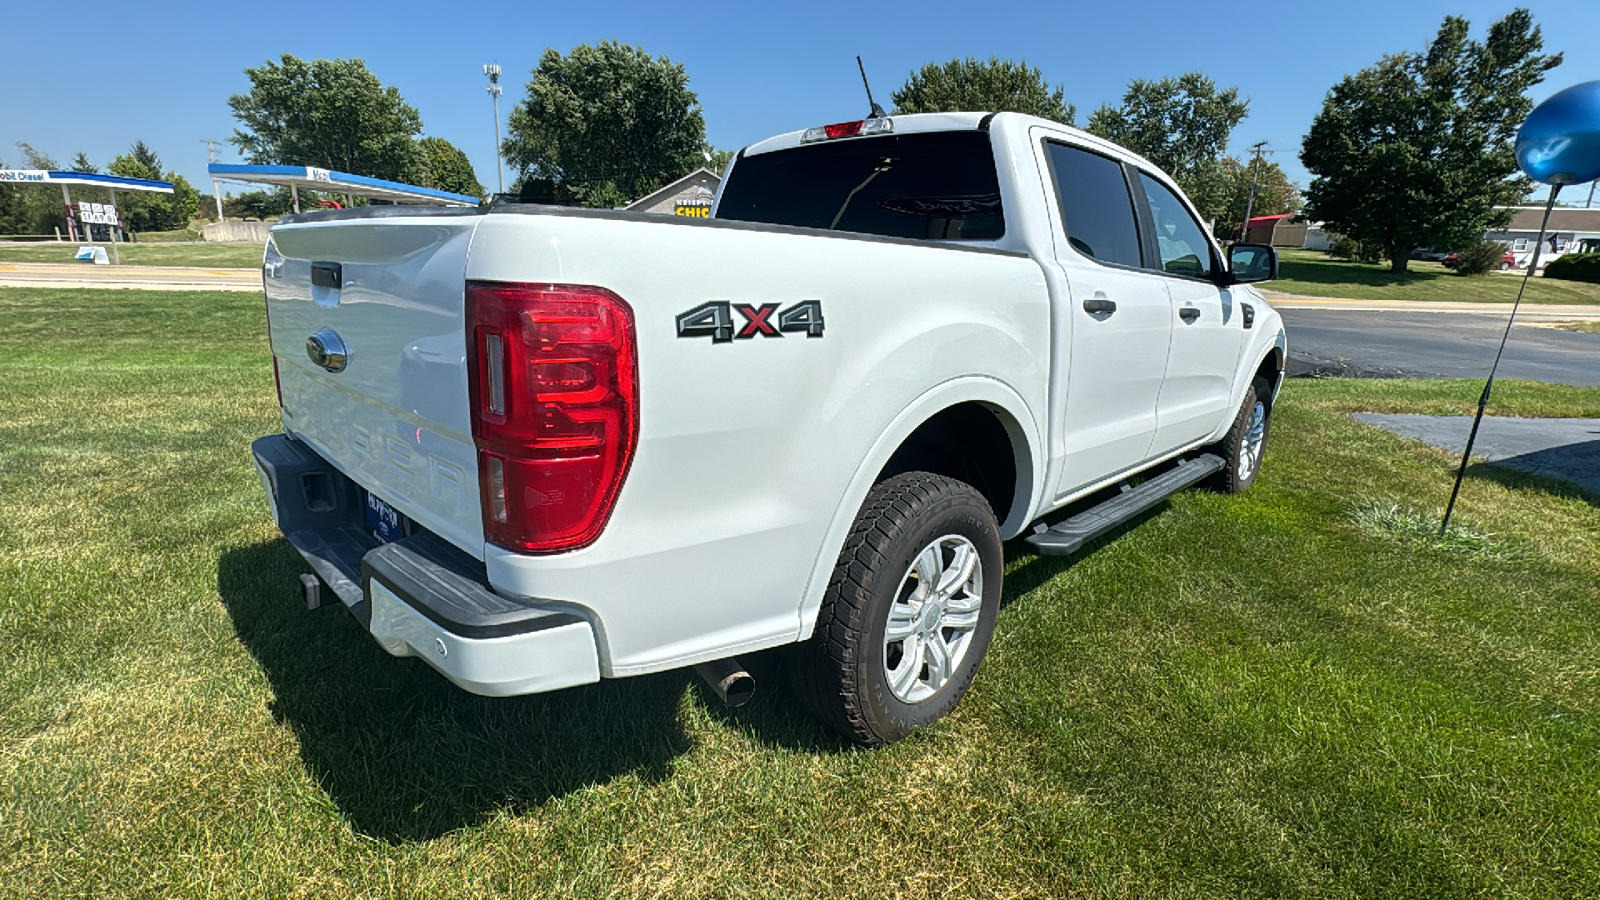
857 56 887 119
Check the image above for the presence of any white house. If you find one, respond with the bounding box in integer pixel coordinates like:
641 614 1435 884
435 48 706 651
1485 206 1600 267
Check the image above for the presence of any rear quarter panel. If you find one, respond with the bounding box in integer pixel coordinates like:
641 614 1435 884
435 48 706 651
468 211 1049 674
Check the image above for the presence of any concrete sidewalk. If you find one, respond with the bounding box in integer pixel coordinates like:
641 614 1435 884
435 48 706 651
0 262 260 292
1262 291 1600 322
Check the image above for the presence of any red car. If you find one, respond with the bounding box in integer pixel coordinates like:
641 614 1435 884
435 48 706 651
1442 250 1515 271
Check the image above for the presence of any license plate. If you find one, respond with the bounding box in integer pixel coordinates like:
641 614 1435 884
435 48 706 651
364 492 405 543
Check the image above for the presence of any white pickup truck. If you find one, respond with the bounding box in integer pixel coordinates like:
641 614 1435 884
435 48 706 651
252 111 1286 745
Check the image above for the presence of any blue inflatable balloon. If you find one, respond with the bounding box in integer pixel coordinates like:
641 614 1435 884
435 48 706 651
1516 80 1600 186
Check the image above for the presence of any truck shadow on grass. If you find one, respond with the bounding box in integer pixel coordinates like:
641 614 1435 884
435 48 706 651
216 505 1172 838
218 539 703 843
1470 456 1600 508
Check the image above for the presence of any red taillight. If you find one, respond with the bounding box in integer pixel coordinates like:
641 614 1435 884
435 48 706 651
824 120 864 139
466 281 639 553
801 117 893 143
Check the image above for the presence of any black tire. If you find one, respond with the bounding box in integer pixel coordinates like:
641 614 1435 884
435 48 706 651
1209 376 1272 494
791 472 1002 746
1499 262 1512 271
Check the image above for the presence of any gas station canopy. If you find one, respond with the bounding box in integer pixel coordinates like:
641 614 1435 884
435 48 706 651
207 164 478 207
0 169 174 193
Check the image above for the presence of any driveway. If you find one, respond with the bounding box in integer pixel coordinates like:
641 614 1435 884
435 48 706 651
1354 413 1600 496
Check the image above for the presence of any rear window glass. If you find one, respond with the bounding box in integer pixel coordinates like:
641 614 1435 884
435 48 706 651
715 131 1004 241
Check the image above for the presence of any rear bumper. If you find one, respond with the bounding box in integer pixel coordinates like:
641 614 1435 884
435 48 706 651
251 433 601 696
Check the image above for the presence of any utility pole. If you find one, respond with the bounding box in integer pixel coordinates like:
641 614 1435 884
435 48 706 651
201 139 224 222
1238 141 1269 243
484 63 505 195
1587 178 1596 209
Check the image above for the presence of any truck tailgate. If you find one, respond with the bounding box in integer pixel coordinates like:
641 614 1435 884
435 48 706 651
265 212 485 556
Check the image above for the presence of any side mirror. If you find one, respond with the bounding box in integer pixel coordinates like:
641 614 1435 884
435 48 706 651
1227 243 1278 284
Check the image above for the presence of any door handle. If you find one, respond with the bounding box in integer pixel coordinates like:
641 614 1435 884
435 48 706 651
1082 295 1117 315
1178 305 1201 322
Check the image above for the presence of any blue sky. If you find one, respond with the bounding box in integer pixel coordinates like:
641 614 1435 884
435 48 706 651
2 0 1595 199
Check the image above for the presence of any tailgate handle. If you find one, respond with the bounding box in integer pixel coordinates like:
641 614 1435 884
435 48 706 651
311 262 342 290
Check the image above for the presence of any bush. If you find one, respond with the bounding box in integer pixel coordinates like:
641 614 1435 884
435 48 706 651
1544 253 1600 284
1452 239 1509 276
1328 235 1383 264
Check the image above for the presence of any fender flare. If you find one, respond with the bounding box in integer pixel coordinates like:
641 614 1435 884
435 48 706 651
793 376 1043 640
1205 324 1287 445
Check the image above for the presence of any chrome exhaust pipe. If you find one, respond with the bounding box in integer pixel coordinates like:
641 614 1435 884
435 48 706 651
694 657 755 708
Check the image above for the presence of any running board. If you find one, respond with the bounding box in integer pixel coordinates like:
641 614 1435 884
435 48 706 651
1024 454 1226 556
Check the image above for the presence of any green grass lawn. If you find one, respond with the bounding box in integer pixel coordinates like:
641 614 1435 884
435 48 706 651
0 241 263 268
2 286 1598 896
1271 248 1600 305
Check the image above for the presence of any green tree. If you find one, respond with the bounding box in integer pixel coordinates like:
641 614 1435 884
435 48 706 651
414 136 484 198
107 152 159 231
225 189 295 221
70 152 97 173
229 54 423 181
1087 72 1249 223
130 141 162 179
15 143 57 169
502 41 707 208
705 148 735 175
105 143 200 233
162 173 201 230
890 57 1074 125
1300 9 1560 272
0 146 65 235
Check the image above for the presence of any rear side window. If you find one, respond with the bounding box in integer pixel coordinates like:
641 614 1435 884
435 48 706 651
716 131 1004 241
1044 142 1143 268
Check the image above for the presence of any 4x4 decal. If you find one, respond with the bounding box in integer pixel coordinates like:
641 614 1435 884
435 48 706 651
676 300 825 342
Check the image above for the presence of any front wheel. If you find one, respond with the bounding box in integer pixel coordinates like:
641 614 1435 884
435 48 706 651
791 472 1002 746
1209 377 1272 494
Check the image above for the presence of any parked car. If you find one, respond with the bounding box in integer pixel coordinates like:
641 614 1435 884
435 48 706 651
251 111 1287 745
1442 250 1516 271
1411 248 1450 261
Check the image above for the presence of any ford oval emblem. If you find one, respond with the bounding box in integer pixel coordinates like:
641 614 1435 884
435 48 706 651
306 329 350 373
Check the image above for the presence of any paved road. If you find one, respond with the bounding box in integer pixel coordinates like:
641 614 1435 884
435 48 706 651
1279 306 1600 387
0 262 259 292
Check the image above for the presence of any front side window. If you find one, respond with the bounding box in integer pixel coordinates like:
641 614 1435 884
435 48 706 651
1138 173 1214 280
1044 142 1143 268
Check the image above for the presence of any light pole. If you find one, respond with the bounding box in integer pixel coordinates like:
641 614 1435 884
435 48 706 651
484 63 505 195
201 138 224 222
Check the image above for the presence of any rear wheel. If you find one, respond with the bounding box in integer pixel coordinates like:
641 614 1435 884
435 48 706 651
791 472 1002 746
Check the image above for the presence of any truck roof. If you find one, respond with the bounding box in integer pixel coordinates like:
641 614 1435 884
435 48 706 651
738 112 1171 183
741 112 993 157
